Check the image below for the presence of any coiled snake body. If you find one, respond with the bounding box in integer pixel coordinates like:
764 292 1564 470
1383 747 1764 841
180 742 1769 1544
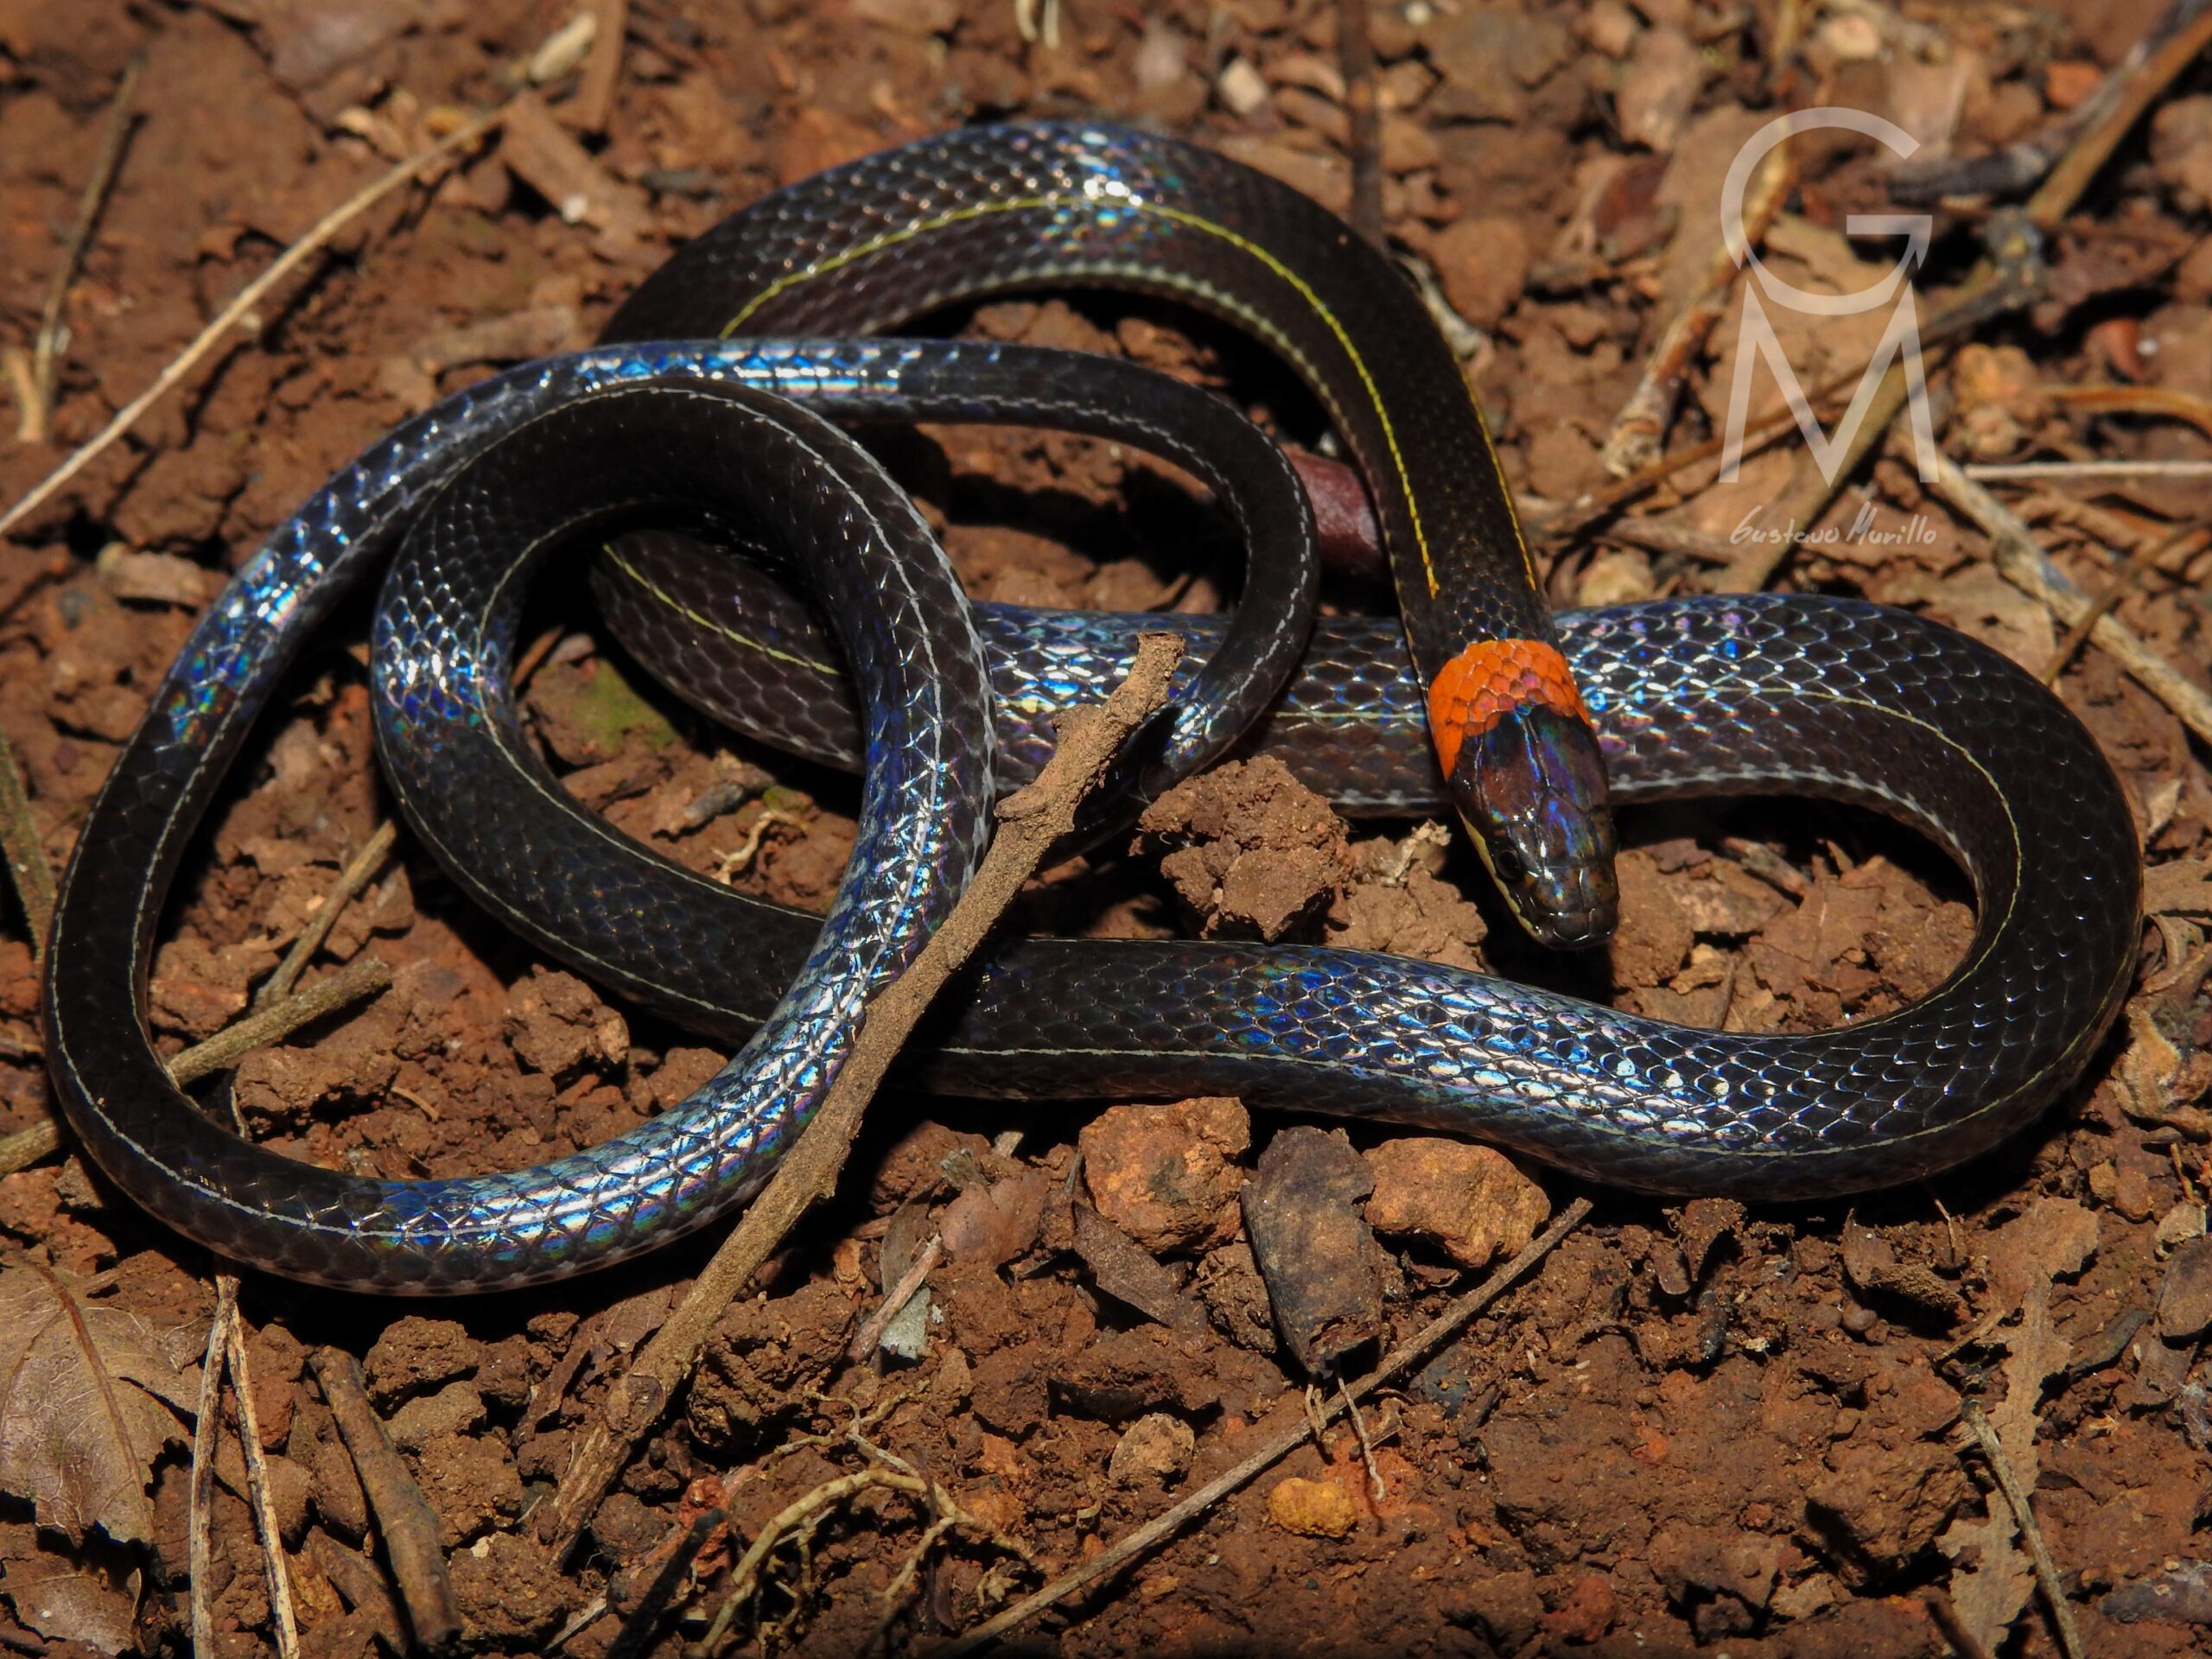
44 124 2139 1293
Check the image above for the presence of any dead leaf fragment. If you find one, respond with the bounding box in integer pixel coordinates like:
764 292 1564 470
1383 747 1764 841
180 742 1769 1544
2156 1236 2212 1341
0 1267 198 1545
0 1522 141 1652
2109 1007 2189 1129
939 1168 1051 1268
1984 1198 2100 1311
1072 1203 1208 1333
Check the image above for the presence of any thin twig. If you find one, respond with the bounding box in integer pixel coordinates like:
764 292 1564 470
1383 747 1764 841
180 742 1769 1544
1965 458 2212 482
191 849 389 1658
1891 0 2211 204
542 634 1188 1560
931 1197 1592 1656
22 54 144 444
1960 1399 2085 1659
723 1473 931 1621
0 1119 57 1178
168 953 393 1088
257 823 397 1007
222 1297 303 1659
0 349 38 439
1539 273 2027 556
2028 492 2203 568
1712 226 2041 592
1337 1375 1385 1503
187 1281 234 1659
571 0 630 137
1765 0 1808 75
0 731 54 961
510 625 565 692
603 1509 721 1659
2042 382 2212 439
1929 453 2212 747
698 1460 1036 1653
846 1233 943 1363
870 1514 960 1649
1923 1585 1999 1659
2041 525 2191 685
0 935 389 1179
2029 0 2212 231
1602 131 1794 478
0 107 507 540
311 1348 462 1651
1335 0 1384 251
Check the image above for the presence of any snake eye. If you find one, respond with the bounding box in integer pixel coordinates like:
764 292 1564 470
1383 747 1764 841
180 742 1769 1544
1468 819 1524 884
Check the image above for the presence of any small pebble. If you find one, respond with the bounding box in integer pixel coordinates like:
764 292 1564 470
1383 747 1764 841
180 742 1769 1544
1217 57 1270 117
1268 1476 1358 1539
1109 1413 1196 1487
2158 1204 2209 1249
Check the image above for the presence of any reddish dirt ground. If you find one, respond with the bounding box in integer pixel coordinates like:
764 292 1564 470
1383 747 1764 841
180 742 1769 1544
3 2 2212 1656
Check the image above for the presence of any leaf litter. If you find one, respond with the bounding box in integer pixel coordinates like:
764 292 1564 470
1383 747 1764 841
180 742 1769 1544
3 1 2212 1656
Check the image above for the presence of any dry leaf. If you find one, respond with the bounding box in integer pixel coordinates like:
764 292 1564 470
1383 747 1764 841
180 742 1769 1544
1942 1205 2088 1650
1984 1198 2100 1311
2157 1236 2212 1340
2108 1008 2191 1129
0 1520 141 1653
1071 1203 1208 1334
0 1266 198 1545
2145 858 2212 918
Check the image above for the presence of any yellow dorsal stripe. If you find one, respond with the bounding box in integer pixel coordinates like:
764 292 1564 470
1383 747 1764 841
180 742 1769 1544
601 543 838 676
716 188 1536 598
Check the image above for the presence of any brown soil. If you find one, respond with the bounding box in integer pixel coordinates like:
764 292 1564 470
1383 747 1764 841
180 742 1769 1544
3 3 2211 1656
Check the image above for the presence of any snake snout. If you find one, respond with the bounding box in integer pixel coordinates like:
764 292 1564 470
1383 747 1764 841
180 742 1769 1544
1453 701 1620 950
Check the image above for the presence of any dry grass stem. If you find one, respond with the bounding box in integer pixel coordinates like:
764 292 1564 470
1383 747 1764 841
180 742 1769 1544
258 823 397 1007
0 106 507 539
1930 454 2212 746
168 954 394 1089
1965 459 2212 482
847 1232 944 1363
932 1197 1592 1656
21 54 145 444
1961 1399 2085 1659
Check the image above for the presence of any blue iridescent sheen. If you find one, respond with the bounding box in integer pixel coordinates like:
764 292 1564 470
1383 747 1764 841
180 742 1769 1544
41 121 2139 1296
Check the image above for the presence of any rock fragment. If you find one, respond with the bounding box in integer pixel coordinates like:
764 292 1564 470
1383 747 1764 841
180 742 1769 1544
1363 1138 1549 1269
1241 1127 1384 1375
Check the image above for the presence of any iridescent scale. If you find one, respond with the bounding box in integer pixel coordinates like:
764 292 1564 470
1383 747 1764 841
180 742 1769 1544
41 125 2138 1293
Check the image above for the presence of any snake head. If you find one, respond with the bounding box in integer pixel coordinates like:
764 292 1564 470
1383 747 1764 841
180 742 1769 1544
1449 701 1619 950
1427 639 1620 950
